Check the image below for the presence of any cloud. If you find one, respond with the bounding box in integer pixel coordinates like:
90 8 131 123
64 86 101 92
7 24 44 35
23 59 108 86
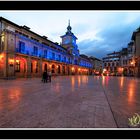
1 11 140 59
78 16 140 59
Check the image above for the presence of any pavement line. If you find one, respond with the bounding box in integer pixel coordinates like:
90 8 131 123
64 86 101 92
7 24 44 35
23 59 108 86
98 77 119 128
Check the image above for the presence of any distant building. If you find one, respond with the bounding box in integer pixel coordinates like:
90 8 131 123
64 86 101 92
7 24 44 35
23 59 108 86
0 17 94 79
120 42 135 76
102 25 140 77
131 27 140 77
89 56 102 75
102 51 121 75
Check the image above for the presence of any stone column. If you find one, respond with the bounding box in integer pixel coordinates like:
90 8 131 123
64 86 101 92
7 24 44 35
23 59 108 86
39 59 42 77
26 56 31 78
3 52 15 79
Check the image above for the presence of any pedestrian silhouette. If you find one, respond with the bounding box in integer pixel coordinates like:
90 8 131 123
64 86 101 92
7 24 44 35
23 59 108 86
42 71 47 83
48 71 52 82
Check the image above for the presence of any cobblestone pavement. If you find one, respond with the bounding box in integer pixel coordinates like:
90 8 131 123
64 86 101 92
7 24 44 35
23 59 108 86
0 76 139 128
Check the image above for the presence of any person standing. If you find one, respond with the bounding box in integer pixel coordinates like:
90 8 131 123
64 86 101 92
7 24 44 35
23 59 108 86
48 71 52 82
42 71 47 83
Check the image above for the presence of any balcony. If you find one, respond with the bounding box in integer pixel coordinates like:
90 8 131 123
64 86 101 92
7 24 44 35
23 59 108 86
31 52 38 57
16 48 29 55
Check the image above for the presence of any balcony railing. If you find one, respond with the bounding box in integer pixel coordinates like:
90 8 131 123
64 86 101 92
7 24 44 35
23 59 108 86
16 48 30 55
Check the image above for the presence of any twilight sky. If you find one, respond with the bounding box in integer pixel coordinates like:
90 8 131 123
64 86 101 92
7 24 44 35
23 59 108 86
1 11 140 59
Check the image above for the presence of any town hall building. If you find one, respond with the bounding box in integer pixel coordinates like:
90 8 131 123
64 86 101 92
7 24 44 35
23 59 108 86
0 17 93 79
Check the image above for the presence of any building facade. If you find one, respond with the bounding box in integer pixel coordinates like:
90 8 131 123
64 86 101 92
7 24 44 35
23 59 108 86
120 43 135 76
102 51 121 76
0 17 93 79
131 27 140 77
102 26 140 77
89 56 102 75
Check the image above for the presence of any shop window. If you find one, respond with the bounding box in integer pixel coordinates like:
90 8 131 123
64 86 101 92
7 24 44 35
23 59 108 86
15 61 20 72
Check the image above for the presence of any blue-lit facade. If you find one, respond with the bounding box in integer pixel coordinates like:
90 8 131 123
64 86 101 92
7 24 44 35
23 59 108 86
0 17 93 78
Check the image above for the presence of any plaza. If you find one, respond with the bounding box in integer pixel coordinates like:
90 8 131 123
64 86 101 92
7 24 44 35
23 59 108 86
0 76 139 128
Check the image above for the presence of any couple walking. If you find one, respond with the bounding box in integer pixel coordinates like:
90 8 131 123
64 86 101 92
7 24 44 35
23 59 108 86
42 70 52 83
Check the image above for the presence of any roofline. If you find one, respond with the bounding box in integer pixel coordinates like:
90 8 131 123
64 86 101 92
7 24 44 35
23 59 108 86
60 33 78 40
0 16 66 50
107 51 120 55
89 56 102 61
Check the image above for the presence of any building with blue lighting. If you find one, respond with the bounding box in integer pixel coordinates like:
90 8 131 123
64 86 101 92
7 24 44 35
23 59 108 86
0 17 93 79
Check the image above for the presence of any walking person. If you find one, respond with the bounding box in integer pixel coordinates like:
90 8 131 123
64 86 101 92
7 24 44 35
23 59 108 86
48 70 52 82
42 70 47 83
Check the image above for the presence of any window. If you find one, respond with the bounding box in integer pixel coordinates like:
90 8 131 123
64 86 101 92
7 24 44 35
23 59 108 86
34 46 38 56
19 41 25 53
15 61 20 72
74 59 78 65
52 52 55 60
108 63 110 66
44 50 47 58
64 56 66 62
68 58 70 63
58 55 61 61
112 62 114 67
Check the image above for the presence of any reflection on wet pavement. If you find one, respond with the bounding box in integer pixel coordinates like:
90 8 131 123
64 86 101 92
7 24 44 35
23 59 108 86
0 76 139 128
100 76 140 127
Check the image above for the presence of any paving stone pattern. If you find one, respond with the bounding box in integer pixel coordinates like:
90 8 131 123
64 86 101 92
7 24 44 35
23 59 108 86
0 76 139 128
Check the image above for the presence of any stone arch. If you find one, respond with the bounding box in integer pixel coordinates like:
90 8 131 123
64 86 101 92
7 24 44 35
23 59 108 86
67 66 70 75
62 65 65 75
57 65 61 74
43 62 48 72
15 56 27 77
51 64 55 74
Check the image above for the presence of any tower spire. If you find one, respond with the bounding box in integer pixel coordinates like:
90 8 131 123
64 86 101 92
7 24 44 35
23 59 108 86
67 19 72 34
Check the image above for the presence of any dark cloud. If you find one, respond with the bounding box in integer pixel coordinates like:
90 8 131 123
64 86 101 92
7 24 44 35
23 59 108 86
78 19 140 59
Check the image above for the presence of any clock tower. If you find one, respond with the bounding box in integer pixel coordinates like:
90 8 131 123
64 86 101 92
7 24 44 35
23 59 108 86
60 20 79 56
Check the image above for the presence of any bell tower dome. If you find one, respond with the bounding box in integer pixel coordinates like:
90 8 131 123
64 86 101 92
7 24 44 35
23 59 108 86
60 20 79 56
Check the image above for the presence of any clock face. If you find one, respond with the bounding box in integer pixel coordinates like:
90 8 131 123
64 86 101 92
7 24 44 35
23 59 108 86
64 38 70 44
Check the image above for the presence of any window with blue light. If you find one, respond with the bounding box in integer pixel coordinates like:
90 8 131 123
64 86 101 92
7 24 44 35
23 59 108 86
19 41 25 53
58 55 61 61
52 52 55 60
68 58 70 63
44 50 47 58
34 46 38 56
74 59 78 65
64 56 66 62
